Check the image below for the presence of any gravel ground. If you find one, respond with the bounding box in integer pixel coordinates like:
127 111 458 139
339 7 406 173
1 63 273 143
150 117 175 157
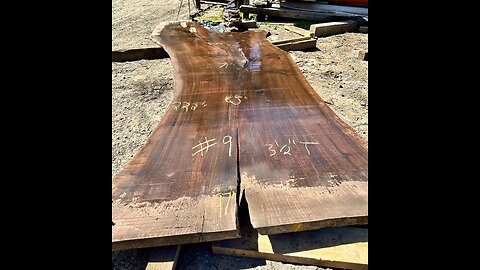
112 1 367 269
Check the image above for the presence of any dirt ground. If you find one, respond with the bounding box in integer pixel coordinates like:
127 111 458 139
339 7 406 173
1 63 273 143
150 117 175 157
112 1 367 269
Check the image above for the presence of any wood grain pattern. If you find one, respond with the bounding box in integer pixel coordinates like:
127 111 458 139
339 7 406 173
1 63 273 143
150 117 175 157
212 227 368 270
284 25 313 37
112 22 367 249
224 25 368 234
112 22 247 250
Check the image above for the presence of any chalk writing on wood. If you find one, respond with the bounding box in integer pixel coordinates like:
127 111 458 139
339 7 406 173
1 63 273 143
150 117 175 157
171 101 207 111
192 135 234 157
266 139 319 156
225 94 247 106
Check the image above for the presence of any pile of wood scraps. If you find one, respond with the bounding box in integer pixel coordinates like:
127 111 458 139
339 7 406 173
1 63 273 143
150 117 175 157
112 20 368 269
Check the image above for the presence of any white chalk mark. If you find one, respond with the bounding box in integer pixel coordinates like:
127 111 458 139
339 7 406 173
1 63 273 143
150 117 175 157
171 102 181 111
299 141 320 155
225 95 242 106
274 140 279 147
182 102 190 112
192 137 217 157
280 145 291 155
191 103 198 111
223 135 233 157
266 144 276 156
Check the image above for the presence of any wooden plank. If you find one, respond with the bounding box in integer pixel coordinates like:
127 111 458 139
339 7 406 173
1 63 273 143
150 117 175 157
113 22 244 250
110 36 311 64
284 25 312 37
271 36 312 45
195 0 201 9
213 227 368 270
239 5 350 21
112 22 368 249
275 38 317 51
281 2 368 17
310 21 357 37
145 245 181 270
359 26 368 33
200 0 228 6
112 47 168 62
358 51 368 61
233 26 368 234
329 0 369 8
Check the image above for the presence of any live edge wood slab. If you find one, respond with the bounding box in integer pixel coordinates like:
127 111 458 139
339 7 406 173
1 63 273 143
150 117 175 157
112 22 367 250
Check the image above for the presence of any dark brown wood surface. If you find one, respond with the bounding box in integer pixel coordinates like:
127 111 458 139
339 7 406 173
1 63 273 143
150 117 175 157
112 22 367 249
112 22 247 250
152 22 367 235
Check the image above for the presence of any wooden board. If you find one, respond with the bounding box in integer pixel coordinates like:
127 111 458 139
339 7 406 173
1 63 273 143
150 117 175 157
281 2 368 17
310 21 357 38
156 22 367 235
213 227 368 270
239 5 346 21
284 25 313 37
113 21 367 249
229 25 369 234
358 51 368 61
112 47 168 62
275 38 317 51
146 245 181 270
112 22 244 250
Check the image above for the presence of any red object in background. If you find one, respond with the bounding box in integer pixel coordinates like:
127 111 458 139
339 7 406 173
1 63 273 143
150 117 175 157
329 0 368 7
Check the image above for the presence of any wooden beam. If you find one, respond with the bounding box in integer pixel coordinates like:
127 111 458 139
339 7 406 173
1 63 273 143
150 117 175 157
240 5 359 22
271 36 312 45
112 47 168 62
213 227 368 270
145 245 181 270
275 38 317 51
195 0 201 9
111 36 313 63
280 1 368 17
310 21 357 38
112 21 368 249
239 5 347 21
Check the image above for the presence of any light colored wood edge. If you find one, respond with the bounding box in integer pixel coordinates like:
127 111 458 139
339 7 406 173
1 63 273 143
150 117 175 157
212 245 368 270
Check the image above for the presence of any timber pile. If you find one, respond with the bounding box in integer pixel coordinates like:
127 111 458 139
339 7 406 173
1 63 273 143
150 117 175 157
112 21 368 269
